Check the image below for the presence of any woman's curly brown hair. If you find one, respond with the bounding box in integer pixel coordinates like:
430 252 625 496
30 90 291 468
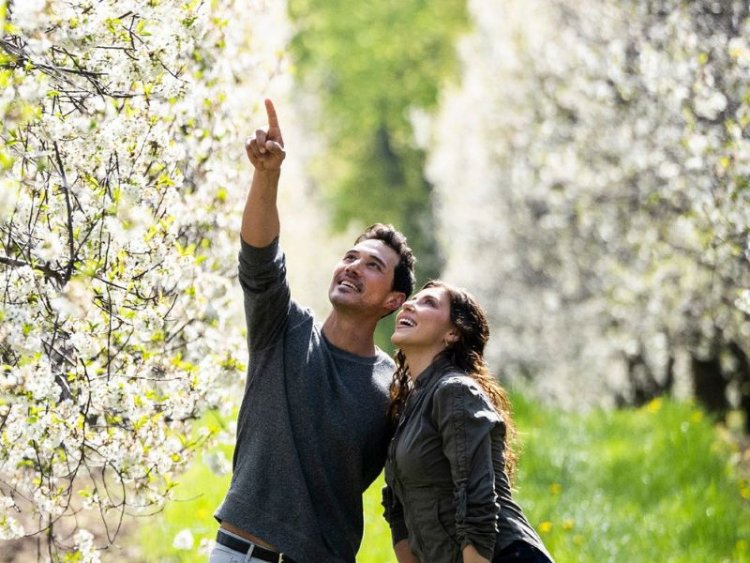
387 280 518 481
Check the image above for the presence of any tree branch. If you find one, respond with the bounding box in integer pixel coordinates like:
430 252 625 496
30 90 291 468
0 255 65 286
52 142 76 285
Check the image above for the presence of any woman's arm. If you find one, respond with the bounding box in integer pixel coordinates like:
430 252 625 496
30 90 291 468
383 485 416 561
432 376 502 561
462 543 490 563
394 539 420 563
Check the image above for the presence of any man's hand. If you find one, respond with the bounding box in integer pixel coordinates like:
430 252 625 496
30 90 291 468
245 98 285 172
240 99 284 246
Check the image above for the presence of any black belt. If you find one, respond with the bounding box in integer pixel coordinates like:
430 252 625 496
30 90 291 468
216 530 296 563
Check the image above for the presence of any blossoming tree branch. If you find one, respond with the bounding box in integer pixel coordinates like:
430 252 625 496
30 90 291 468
0 0 288 558
429 0 750 418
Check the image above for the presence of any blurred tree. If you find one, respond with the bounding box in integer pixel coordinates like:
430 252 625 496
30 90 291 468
287 0 468 287
427 0 750 428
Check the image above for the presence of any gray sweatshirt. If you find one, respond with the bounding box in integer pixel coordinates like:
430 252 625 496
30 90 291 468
214 238 394 563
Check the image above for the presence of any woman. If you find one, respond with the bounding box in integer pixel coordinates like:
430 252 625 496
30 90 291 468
382 281 553 563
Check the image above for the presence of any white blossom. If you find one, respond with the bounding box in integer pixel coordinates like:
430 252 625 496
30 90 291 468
172 528 195 550
74 529 101 563
203 450 232 476
0 0 298 555
428 0 750 409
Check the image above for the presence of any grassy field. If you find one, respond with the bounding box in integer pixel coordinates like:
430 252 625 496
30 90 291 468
135 396 750 562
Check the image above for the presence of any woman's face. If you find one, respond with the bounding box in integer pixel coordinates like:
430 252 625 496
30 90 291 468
391 286 457 349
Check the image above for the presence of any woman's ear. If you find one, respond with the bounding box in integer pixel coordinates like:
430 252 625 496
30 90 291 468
444 328 459 345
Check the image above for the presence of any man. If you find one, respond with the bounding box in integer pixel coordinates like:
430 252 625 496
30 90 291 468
211 99 416 563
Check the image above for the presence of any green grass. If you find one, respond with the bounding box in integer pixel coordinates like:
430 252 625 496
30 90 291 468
510 395 750 563
136 397 750 562
133 412 234 562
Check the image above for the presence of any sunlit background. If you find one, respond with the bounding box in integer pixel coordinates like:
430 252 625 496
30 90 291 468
1 0 749 561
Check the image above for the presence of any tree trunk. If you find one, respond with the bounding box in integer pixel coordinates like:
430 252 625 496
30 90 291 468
728 341 750 434
691 353 729 415
625 347 674 407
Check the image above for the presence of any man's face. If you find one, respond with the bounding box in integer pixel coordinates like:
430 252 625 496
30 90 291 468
328 239 403 316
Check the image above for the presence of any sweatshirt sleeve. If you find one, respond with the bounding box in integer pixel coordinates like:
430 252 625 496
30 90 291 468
431 376 502 560
238 236 291 352
381 484 409 545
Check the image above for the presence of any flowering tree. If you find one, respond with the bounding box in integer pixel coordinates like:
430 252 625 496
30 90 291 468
0 0 290 558
428 0 750 421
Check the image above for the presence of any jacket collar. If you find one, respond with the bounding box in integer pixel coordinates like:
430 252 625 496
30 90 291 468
413 356 454 390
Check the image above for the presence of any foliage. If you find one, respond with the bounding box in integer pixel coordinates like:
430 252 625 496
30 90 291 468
513 395 750 562
138 396 750 562
287 0 469 283
0 0 288 558
134 411 233 561
428 0 750 412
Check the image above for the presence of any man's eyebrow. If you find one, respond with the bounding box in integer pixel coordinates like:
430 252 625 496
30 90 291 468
345 247 389 268
351 249 387 269
366 253 387 268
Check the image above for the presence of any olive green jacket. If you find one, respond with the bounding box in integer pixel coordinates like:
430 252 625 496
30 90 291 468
383 358 551 562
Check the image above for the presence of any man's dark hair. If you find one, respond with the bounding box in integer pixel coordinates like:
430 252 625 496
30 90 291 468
356 223 416 297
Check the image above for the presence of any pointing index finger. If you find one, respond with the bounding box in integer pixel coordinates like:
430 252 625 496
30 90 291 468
265 98 280 130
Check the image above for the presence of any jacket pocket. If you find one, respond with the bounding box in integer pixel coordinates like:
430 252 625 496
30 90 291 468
409 491 462 562
436 495 461 544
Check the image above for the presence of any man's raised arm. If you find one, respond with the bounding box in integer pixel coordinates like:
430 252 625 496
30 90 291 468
241 98 286 247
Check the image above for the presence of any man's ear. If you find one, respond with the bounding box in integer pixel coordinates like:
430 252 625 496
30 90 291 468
385 292 406 312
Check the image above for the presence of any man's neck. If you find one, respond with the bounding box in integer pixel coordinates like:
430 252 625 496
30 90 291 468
322 311 379 357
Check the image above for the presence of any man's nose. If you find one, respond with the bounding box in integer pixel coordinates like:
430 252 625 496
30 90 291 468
344 260 361 275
